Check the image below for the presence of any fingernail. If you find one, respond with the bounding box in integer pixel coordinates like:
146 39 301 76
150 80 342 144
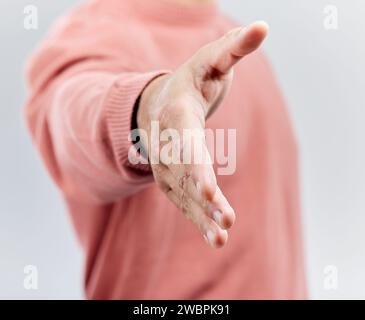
203 234 209 244
213 210 222 226
196 181 201 196
205 229 216 247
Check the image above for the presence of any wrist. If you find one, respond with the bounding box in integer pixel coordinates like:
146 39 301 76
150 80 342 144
137 74 169 132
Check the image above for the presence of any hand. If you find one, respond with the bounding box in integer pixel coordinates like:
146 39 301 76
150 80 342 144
137 21 269 248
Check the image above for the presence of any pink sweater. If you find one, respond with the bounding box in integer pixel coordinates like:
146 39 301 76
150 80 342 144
25 0 306 299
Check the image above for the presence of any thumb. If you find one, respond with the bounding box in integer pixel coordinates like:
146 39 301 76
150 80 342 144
192 21 269 75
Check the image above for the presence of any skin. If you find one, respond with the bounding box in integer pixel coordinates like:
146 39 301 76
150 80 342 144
137 2 269 248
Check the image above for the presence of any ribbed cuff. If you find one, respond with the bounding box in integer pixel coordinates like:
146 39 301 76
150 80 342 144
105 71 169 176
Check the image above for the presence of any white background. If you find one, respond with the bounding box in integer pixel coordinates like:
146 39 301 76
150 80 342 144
0 0 364 299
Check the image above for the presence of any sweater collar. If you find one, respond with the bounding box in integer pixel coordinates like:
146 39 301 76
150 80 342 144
132 0 219 26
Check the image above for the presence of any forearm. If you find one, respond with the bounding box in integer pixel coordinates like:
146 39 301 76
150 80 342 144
27 70 167 203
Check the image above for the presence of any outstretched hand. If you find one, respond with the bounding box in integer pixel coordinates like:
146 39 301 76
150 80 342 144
137 21 269 248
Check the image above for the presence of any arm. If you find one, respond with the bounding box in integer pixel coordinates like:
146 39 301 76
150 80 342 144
26 21 268 248
26 69 167 204
136 22 269 248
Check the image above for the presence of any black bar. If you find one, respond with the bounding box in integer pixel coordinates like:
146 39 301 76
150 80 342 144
0 300 362 318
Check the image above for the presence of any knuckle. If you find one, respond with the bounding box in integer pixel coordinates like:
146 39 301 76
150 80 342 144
178 171 191 192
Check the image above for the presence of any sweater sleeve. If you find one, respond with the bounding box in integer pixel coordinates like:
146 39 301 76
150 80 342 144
26 68 167 204
24 5 173 204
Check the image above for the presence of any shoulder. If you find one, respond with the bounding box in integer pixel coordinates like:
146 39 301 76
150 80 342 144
26 0 142 91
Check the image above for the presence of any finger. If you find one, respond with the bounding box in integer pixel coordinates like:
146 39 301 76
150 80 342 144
167 137 217 202
198 212 228 249
165 103 217 201
165 188 228 249
175 176 235 230
164 159 234 231
158 165 231 245
207 187 236 230
192 21 269 75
